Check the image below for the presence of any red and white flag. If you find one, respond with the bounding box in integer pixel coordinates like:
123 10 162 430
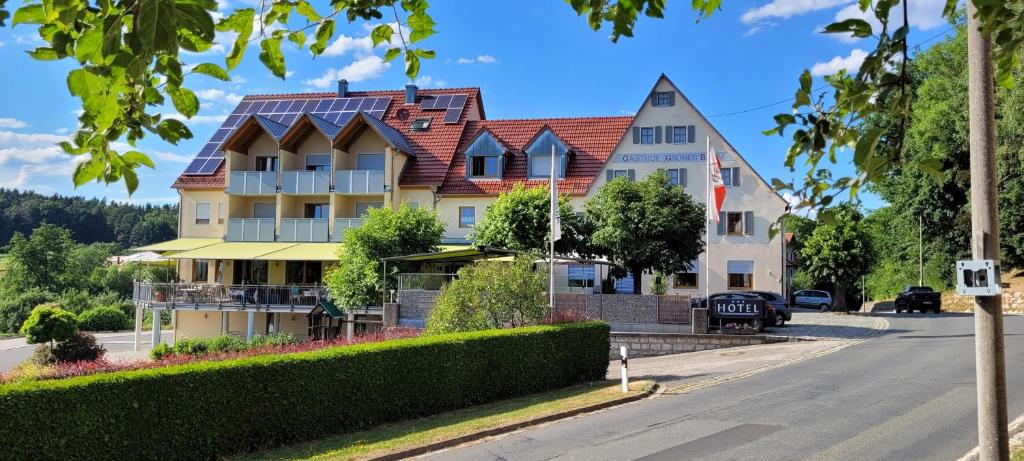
707 147 726 222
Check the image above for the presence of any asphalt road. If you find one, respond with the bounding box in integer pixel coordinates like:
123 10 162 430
430 313 1024 461
0 331 171 372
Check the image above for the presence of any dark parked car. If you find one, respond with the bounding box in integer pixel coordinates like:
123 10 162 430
895 286 942 313
692 292 776 331
749 291 790 327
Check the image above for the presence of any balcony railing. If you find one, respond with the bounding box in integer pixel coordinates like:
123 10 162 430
228 171 277 195
281 170 330 195
133 282 326 310
332 218 365 241
335 169 385 194
280 218 329 242
226 218 276 242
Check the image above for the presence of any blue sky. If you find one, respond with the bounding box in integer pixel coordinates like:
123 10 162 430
0 0 953 208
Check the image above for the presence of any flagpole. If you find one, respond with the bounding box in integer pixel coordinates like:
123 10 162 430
550 144 556 310
705 136 711 303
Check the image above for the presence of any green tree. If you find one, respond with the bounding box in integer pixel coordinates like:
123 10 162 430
426 256 547 334
799 206 874 311
325 204 444 308
471 184 591 255
19 304 78 347
3 224 75 292
585 171 705 294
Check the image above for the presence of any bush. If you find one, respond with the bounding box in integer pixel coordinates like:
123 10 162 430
19 304 78 345
0 322 610 460
56 289 93 315
28 345 56 365
204 335 249 353
248 333 297 348
77 307 129 332
170 338 209 356
149 343 171 360
52 332 105 363
427 256 547 334
0 289 56 334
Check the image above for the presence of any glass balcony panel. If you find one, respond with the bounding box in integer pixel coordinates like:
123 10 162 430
226 218 276 241
334 170 385 195
280 218 329 242
281 170 330 194
228 171 277 195
332 218 365 241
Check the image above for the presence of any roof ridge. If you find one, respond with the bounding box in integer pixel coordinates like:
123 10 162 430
241 87 482 100
476 115 635 123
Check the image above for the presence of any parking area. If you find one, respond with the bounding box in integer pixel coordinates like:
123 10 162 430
769 310 887 340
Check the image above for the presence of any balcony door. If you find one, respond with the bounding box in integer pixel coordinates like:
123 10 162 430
355 201 384 217
356 153 385 171
305 154 331 171
253 202 276 219
256 156 277 172
233 260 268 285
304 203 329 219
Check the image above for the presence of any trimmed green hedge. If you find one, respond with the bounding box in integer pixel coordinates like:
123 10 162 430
0 322 609 460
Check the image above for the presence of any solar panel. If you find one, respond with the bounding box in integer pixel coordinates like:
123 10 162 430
443 94 469 123
419 96 437 110
433 95 453 110
180 96 393 176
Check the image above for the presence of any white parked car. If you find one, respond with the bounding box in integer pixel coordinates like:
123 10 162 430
793 290 833 310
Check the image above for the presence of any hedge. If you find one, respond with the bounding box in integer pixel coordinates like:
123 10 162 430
0 321 610 460
77 306 129 331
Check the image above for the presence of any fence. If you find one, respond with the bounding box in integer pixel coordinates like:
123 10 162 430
133 282 326 310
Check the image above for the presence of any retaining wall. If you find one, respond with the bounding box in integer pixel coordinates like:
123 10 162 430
610 332 796 359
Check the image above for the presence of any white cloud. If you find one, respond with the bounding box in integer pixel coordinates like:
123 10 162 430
321 33 374 57
303 56 391 88
827 0 947 42
0 130 65 146
0 117 28 129
741 0 852 24
195 88 244 105
457 55 498 65
811 48 868 76
0 145 64 165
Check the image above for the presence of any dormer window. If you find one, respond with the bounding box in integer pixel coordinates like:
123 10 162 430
464 129 507 180
527 128 570 178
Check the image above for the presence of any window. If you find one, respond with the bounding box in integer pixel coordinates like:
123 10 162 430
192 260 210 282
664 168 684 187
607 169 634 182
195 202 211 224
459 206 475 228
305 154 331 171
673 126 688 144
217 202 225 224
655 92 672 106
286 261 322 285
721 166 741 186
727 212 744 235
356 153 385 170
355 201 383 217
304 203 329 219
674 261 699 288
727 260 755 289
567 265 595 289
256 156 277 172
406 201 420 209
233 260 268 284
615 274 635 294
640 127 654 144
470 156 499 178
410 117 432 131
253 202 276 219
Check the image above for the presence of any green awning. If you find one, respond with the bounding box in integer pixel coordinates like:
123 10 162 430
131 238 222 253
318 299 344 319
381 246 518 263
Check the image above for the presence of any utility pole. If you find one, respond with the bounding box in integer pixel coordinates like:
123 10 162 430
919 214 924 286
967 3 1009 459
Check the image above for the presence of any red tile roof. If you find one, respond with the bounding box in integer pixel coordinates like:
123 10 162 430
437 117 634 196
173 88 484 190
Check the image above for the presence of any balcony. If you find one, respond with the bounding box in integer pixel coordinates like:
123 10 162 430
133 282 326 311
281 170 330 195
279 218 329 242
226 218 276 242
332 218 365 241
228 171 277 195
335 170 385 195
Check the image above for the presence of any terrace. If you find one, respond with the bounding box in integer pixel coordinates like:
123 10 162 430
132 282 327 312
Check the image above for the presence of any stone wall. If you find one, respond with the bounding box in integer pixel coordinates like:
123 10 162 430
610 332 796 359
396 290 439 321
552 293 691 325
942 290 1024 313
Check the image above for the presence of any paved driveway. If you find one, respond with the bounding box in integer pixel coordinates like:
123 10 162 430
0 331 172 372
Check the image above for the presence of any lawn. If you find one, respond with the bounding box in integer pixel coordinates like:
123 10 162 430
237 380 654 461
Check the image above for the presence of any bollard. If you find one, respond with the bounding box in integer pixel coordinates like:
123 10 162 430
620 345 628 393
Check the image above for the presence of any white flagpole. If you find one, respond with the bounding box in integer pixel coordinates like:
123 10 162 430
705 136 711 303
550 144 556 309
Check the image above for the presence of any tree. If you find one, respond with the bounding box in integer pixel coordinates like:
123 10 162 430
426 256 547 334
19 304 78 348
799 206 873 311
585 171 705 294
3 224 75 293
472 184 590 255
324 204 444 308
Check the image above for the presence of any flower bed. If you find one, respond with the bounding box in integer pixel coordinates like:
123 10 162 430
0 328 421 384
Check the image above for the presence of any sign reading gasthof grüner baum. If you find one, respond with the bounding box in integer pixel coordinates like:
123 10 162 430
611 152 733 163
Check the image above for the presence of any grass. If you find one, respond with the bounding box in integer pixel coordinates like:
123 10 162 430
236 380 655 461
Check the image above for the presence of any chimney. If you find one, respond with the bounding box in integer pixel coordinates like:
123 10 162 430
337 79 349 98
405 84 417 104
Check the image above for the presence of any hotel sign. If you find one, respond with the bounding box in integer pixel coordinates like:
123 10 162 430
613 152 731 163
712 298 763 319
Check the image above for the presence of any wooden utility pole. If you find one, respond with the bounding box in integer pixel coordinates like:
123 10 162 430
967 3 1009 459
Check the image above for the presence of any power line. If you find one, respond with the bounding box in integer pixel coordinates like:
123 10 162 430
706 26 956 118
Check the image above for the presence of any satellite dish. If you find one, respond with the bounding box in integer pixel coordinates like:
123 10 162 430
396 108 410 121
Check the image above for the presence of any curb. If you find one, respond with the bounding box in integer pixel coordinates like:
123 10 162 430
957 414 1024 461
367 383 660 461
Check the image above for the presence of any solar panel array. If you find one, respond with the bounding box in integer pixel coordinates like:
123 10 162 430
182 96 393 175
419 94 469 124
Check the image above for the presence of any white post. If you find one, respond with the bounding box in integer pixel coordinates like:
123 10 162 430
620 345 629 393
919 214 924 286
550 144 557 309
133 302 143 351
151 308 161 347
246 311 255 340
705 136 711 302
